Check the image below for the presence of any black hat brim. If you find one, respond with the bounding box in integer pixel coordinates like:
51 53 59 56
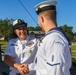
13 23 27 29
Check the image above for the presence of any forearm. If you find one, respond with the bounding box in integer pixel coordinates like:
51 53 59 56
4 55 20 69
4 55 29 74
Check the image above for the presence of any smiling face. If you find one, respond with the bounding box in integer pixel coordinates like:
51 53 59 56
14 26 27 41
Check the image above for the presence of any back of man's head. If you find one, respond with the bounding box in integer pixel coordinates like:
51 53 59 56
35 0 57 21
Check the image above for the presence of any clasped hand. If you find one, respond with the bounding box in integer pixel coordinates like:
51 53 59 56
17 64 29 75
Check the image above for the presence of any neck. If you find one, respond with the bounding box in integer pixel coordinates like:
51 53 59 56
44 21 57 34
19 36 27 41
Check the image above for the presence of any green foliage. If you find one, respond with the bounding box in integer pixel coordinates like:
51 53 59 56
0 18 13 41
73 35 76 43
28 26 41 31
60 25 74 42
72 58 76 68
34 26 41 31
28 26 35 31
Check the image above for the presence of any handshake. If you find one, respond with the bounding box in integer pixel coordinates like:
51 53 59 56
16 63 29 75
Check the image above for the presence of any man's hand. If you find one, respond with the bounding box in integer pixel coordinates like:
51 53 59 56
21 64 29 74
16 63 29 75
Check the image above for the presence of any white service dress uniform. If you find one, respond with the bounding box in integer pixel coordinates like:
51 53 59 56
31 28 72 75
4 35 39 75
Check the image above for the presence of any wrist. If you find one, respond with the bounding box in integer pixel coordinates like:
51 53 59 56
14 62 20 69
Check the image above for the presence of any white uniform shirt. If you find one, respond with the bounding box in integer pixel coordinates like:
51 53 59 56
33 30 72 75
4 35 39 75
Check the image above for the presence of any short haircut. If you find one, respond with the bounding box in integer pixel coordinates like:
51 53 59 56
40 10 56 21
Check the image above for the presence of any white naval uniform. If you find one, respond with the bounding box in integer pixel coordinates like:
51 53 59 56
4 35 39 75
30 29 72 75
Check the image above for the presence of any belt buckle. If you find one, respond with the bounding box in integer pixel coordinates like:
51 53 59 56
16 73 21 75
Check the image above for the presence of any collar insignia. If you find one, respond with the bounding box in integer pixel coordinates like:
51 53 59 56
26 41 34 46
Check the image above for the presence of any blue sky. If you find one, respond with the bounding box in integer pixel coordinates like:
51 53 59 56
0 0 76 32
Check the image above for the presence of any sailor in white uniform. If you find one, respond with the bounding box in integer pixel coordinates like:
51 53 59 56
27 0 72 75
4 19 39 75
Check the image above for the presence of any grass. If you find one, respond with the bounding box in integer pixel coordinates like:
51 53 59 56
0 41 7 52
0 41 7 44
70 45 76 50
72 52 76 57
0 41 7 47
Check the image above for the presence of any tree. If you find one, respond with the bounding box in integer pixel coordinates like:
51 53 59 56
73 32 76 43
35 26 41 31
0 18 13 41
60 25 74 42
28 26 35 31
28 26 41 31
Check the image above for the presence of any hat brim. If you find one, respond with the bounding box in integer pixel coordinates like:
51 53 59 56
35 1 57 9
13 24 27 29
34 1 57 15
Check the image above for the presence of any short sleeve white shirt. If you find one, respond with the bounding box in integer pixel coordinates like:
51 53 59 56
4 36 39 75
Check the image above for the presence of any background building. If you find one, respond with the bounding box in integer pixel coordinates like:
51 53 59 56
29 31 45 39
